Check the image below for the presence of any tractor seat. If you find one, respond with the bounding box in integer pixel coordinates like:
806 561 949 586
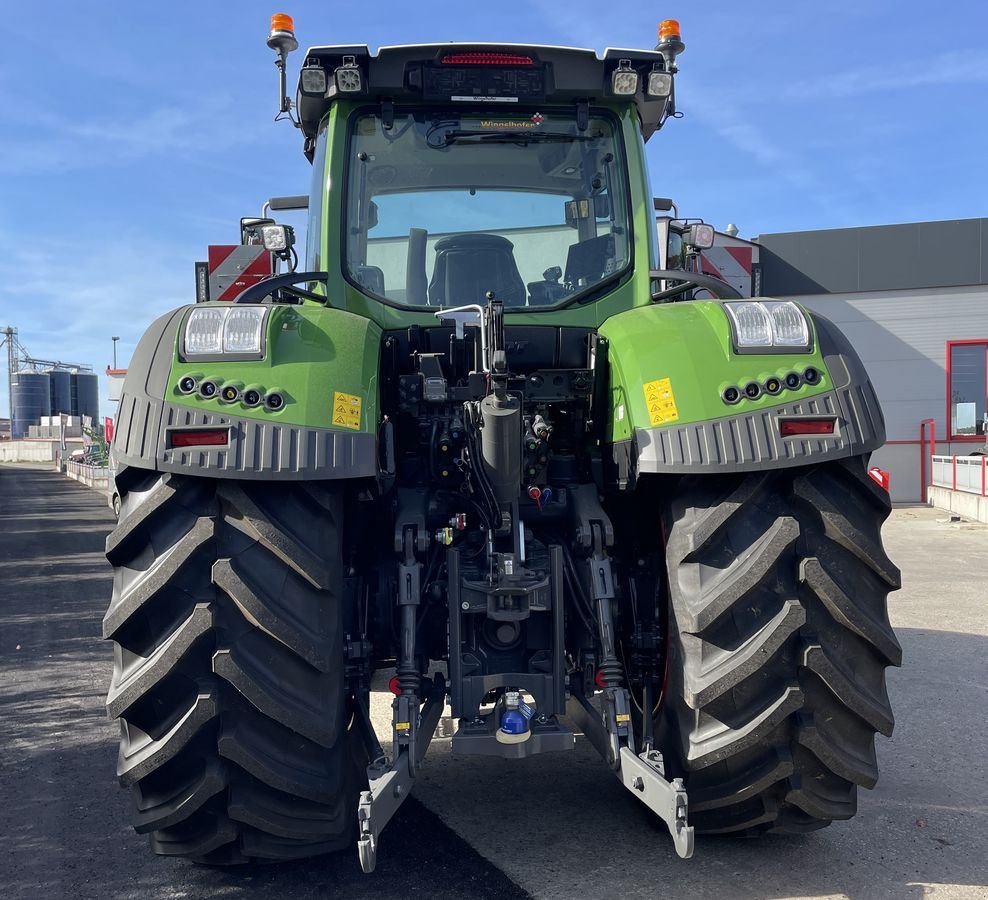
428 233 527 307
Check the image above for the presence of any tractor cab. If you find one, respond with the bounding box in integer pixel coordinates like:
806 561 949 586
255 20 687 318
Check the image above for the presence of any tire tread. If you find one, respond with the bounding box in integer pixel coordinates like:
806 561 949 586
104 474 356 862
662 456 900 834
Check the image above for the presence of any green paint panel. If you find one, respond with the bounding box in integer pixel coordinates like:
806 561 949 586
168 304 381 432
599 301 832 441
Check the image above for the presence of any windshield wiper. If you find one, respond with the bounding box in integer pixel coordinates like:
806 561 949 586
437 129 597 147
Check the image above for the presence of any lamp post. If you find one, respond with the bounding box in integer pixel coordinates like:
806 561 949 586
111 336 119 369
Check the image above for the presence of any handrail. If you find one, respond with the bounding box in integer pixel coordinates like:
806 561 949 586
919 418 936 500
929 453 987 497
648 268 743 301
233 271 329 305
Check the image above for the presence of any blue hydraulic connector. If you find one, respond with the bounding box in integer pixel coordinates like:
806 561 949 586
496 691 534 744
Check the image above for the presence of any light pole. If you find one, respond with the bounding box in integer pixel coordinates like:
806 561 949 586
111 336 119 369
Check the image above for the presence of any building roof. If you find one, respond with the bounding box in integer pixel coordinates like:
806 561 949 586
757 217 988 296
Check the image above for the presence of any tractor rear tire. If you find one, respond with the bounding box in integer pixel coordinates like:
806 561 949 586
103 471 361 863
661 455 901 834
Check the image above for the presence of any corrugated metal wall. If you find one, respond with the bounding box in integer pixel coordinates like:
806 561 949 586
795 286 988 501
756 218 988 503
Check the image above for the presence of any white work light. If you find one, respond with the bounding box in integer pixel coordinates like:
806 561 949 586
611 60 639 96
725 302 773 348
301 65 328 94
259 224 292 252
223 307 268 354
184 308 226 355
647 70 672 98
335 57 363 93
184 306 269 358
764 301 810 347
687 223 715 249
724 301 812 351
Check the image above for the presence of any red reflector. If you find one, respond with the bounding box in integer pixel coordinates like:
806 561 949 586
388 676 401 696
170 429 229 448
779 418 836 437
441 52 534 66
868 467 891 492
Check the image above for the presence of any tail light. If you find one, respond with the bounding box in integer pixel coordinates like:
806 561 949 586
441 52 534 66
778 418 836 437
169 429 230 448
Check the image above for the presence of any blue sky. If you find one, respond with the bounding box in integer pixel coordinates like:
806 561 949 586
2 0 987 420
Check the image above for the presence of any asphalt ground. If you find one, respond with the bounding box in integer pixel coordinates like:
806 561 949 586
1 463 986 900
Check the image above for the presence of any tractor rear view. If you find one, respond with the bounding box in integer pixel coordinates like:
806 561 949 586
102 15 900 871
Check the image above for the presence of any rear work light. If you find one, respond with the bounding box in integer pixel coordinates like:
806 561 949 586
611 59 639 96
647 70 673 98
440 52 534 65
169 429 230 448
778 418 837 437
335 56 363 93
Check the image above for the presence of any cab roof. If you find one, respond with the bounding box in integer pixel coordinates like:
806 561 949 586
295 42 675 153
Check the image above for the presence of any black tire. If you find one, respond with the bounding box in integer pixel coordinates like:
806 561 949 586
661 455 901 834
103 471 362 863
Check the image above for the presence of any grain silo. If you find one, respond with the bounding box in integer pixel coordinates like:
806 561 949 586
11 371 51 439
72 371 100 423
49 369 73 416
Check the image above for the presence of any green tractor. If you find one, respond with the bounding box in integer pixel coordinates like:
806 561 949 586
103 15 901 871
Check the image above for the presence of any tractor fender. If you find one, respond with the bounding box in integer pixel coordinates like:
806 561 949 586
111 304 381 480
598 300 885 484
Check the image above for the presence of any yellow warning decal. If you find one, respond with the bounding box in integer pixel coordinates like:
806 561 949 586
642 378 679 426
395 722 411 731
332 391 362 430
615 713 631 723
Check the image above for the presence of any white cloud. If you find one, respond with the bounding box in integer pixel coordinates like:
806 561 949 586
778 51 988 102
0 100 243 177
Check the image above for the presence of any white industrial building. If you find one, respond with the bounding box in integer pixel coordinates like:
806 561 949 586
702 217 988 502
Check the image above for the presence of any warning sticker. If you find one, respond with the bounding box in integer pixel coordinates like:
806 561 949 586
332 391 362 430
642 378 679 426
